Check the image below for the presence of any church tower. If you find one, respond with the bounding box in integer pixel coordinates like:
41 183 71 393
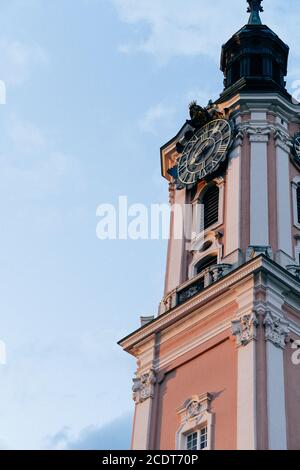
119 1 300 450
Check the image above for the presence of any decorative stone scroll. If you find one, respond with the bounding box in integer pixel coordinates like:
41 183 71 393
178 393 212 424
246 125 271 142
132 370 156 404
263 311 289 349
273 129 293 149
246 245 273 261
231 312 259 347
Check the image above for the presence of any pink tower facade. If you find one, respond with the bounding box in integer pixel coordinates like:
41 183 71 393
119 1 300 450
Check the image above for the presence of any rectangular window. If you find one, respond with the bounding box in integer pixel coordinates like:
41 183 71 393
186 432 198 451
186 426 208 450
200 426 208 450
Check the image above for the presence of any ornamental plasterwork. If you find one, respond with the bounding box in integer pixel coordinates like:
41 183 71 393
273 129 293 148
238 123 293 147
245 125 271 142
231 312 259 347
236 123 293 147
246 245 273 261
246 125 271 135
176 393 213 450
263 311 289 349
132 369 156 404
178 393 212 424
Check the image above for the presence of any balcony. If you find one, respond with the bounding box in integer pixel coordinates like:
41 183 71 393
286 265 300 281
159 264 232 315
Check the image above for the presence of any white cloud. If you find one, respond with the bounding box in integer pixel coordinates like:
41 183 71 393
0 38 47 85
0 116 82 201
112 0 244 62
138 103 176 134
7 116 47 153
111 0 300 65
46 414 133 450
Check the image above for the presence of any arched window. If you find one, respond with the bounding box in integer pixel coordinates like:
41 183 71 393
195 255 218 275
202 185 219 230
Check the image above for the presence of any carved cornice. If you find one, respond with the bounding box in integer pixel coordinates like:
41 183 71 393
119 256 300 353
263 311 289 349
132 369 156 404
232 311 259 347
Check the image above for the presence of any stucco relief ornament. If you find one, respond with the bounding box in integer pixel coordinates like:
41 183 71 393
180 394 212 423
231 312 259 347
132 370 156 404
187 400 202 418
246 125 271 142
263 312 289 349
273 129 293 149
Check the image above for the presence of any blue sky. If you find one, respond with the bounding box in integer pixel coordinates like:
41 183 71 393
0 0 298 450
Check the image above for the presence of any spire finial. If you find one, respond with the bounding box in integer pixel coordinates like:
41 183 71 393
247 0 264 25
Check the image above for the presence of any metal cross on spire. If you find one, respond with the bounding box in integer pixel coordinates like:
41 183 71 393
247 0 264 25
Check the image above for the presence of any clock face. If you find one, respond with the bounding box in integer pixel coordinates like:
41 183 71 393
177 119 232 186
294 133 300 160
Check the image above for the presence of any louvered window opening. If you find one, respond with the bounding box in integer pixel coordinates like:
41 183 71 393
203 185 219 230
297 184 300 224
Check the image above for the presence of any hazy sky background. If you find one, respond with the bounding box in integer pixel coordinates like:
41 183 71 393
0 0 299 450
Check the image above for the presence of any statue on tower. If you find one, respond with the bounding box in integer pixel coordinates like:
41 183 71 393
247 0 264 25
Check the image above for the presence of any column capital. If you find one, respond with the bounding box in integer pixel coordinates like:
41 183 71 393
246 125 271 143
273 129 293 153
263 311 289 349
232 311 259 347
132 369 156 404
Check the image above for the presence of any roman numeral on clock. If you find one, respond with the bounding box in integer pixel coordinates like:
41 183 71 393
217 144 228 154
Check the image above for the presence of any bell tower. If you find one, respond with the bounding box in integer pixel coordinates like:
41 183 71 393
119 1 300 450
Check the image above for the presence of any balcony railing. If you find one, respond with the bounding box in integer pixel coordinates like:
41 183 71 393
286 265 300 281
159 264 232 315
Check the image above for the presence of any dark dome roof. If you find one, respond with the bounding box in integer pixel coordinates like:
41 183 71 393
218 2 290 101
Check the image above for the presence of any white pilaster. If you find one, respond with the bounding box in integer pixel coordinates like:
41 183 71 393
235 340 256 449
263 311 289 450
132 369 156 450
275 137 293 259
225 142 241 256
232 286 257 449
249 132 269 246
131 336 157 450
165 187 186 292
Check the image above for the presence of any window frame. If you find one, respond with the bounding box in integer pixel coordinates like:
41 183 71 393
176 394 213 450
192 178 224 241
185 426 208 451
292 177 300 230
